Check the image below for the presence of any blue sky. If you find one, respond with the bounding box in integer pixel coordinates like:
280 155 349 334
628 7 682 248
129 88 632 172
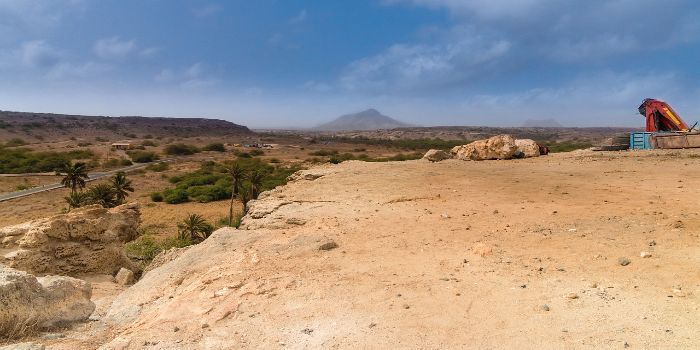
1 0 699 128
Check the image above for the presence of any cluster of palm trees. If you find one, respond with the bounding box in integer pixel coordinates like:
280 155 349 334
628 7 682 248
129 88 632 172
59 161 134 210
222 161 266 226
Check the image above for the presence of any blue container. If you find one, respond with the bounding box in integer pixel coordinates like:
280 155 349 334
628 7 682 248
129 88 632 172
629 132 653 150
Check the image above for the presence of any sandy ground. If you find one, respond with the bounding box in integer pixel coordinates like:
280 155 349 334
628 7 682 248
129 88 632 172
12 149 693 349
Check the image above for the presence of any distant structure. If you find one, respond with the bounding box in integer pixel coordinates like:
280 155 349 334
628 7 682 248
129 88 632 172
111 142 134 150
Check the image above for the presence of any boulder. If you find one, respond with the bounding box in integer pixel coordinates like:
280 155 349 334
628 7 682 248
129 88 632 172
114 268 135 286
515 139 541 158
0 265 95 336
422 149 451 162
451 135 518 161
0 203 140 276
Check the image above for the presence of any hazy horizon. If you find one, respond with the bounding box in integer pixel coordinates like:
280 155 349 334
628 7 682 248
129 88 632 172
1 1 699 129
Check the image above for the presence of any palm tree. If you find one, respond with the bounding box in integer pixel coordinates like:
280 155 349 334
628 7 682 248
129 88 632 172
238 183 252 214
222 162 246 226
177 214 214 243
111 171 134 205
64 191 88 210
86 184 118 208
248 170 265 200
58 161 89 194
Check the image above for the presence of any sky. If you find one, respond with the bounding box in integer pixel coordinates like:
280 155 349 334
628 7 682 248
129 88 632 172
1 0 699 128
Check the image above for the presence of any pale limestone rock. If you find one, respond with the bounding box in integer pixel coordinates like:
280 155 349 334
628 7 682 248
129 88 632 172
422 149 451 162
0 266 94 336
451 135 518 161
0 203 140 276
515 139 541 158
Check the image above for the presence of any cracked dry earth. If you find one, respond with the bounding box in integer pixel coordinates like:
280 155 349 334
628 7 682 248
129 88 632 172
47 151 699 349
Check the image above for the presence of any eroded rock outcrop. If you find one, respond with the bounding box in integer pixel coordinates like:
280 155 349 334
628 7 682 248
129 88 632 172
0 203 140 276
0 265 95 336
451 135 518 161
515 139 541 158
423 149 451 162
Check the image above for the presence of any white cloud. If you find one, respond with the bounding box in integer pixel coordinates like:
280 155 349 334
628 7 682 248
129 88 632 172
154 63 218 89
93 37 135 60
340 27 510 92
290 9 308 24
192 4 220 18
139 47 161 58
17 40 62 68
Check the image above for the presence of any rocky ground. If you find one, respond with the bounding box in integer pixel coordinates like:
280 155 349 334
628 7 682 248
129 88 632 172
5 149 700 349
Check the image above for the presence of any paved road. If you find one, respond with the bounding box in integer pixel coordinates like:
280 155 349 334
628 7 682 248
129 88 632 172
0 162 163 202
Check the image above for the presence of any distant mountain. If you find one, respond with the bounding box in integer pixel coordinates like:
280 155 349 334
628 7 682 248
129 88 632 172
315 109 412 131
0 110 253 142
522 119 563 128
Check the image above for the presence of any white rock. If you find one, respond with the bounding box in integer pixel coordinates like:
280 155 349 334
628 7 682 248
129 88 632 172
515 139 541 158
422 149 451 162
0 266 94 335
115 268 135 286
640 251 652 258
451 135 518 161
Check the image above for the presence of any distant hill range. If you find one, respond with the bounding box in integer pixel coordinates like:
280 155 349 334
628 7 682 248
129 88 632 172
0 110 252 142
521 119 563 128
315 109 412 131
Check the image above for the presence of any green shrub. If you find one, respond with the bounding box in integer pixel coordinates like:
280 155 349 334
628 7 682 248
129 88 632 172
150 192 164 202
309 149 338 156
249 149 264 156
125 234 194 262
0 148 95 174
163 188 189 204
164 143 200 155
4 138 26 147
77 142 92 147
203 143 226 152
127 151 158 163
141 140 157 147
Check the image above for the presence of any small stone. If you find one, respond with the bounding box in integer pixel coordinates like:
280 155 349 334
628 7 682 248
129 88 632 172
589 282 598 288
403 304 410 309
173 327 180 332
617 257 631 266
318 240 338 251
648 240 656 246
115 267 135 286
201 323 209 329
301 328 314 335
440 213 451 219
540 304 550 311
640 252 652 258
566 292 579 299
368 323 377 328
624 342 630 348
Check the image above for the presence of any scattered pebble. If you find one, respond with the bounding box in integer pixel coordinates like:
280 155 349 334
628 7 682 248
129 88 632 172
174 327 180 332
649 240 657 246
368 323 377 328
541 304 550 311
566 292 579 299
403 304 410 309
617 257 631 266
319 240 338 251
640 251 652 258
301 328 314 335
440 213 451 219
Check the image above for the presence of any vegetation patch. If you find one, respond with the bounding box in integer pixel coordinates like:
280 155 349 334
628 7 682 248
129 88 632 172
202 143 226 152
540 140 593 153
164 143 200 155
156 157 301 204
315 136 468 151
0 147 95 174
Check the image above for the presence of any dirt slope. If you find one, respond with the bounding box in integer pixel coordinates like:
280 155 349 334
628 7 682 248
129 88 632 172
48 150 700 349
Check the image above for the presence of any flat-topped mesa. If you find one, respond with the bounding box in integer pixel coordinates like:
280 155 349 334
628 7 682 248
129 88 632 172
0 203 141 276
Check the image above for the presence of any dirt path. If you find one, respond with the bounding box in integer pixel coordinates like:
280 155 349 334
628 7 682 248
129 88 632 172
32 150 700 349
